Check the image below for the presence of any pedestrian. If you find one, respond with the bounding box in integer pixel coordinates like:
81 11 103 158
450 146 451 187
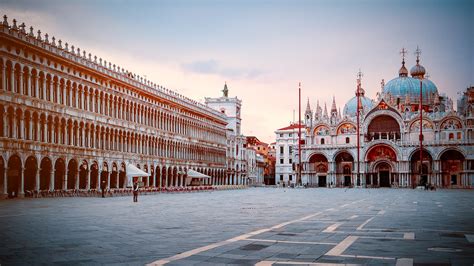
133 180 139 202
101 179 107 198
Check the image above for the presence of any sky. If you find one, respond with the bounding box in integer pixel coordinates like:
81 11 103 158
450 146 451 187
1 0 472 143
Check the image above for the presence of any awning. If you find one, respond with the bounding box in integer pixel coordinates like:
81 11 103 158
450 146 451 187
186 169 211 179
126 164 151 178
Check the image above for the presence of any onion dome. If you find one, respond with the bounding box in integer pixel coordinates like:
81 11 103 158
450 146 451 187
410 46 426 79
410 63 426 79
343 84 374 117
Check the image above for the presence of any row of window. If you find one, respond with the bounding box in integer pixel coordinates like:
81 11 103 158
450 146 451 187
1 60 226 144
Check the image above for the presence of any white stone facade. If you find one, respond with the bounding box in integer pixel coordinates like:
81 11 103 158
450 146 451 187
0 16 232 197
274 124 305 186
301 54 474 188
206 85 249 185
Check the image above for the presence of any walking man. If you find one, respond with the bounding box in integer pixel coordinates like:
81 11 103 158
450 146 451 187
133 180 139 202
101 178 107 198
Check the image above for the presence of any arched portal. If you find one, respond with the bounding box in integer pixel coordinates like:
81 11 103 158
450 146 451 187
100 162 109 190
54 158 66 190
40 157 52 191
79 160 88 189
335 152 354 187
110 163 118 189
7 155 22 197
162 167 167 188
119 163 126 188
24 156 37 194
367 115 401 141
410 149 433 187
90 162 99 189
440 149 465 187
155 166 161 188
374 161 392 187
366 145 397 187
67 159 78 189
308 153 328 187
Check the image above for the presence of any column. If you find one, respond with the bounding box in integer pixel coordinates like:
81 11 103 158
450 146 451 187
19 114 24 140
18 70 23 95
0 63 5 91
26 71 32 96
34 75 39 98
9 64 14 92
19 167 24 195
35 168 40 191
50 171 54 191
86 170 91 190
2 167 7 195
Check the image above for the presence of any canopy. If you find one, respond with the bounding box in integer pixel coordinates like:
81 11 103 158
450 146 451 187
186 169 211 179
126 163 151 187
126 164 151 177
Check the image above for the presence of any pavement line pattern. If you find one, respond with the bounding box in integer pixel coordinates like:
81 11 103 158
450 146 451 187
395 258 414 266
325 236 359 256
339 254 395 260
323 222 342 233
403 232 415 240
349 215 358 219
146 211 323 265
356 217 374 230
147 198 368 265
245 238 337 245
256 261 360 266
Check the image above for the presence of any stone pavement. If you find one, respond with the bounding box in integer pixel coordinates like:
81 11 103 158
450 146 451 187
1 188 474 265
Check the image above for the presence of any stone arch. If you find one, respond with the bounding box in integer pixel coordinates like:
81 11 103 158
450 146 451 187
39 157 52 191
100 161 109 190
7 154 22 197
67 159 78 190
439 149 465 187
90 161 99 189
79 160 88 189
119 162 126 188
110 162 118 189
54 158 66 190
24 155 37 193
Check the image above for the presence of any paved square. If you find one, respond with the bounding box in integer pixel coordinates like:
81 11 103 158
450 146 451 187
1 188 474 265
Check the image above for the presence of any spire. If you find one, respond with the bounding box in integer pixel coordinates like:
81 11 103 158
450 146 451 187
315 100 322 120
331 95 337 112
323 102 328 118
338 107 342 119
411 46 426 79
222 82 228 97
356 69 365 97
305 97 311 112
399 47 409 77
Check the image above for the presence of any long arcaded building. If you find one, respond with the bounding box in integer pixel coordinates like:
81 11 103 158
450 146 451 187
0 16 232 197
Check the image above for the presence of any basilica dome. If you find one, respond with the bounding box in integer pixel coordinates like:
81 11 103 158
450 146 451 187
383 60 438 104
343 95 374 117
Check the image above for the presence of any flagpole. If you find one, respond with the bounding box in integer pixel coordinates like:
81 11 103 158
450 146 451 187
298 82 302 186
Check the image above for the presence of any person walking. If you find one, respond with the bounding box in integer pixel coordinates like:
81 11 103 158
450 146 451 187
133 180 139 202
101 179 107 198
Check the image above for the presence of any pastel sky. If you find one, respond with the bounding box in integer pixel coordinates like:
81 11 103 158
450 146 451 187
1 0 472 143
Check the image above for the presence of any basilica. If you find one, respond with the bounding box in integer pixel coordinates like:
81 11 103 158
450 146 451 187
300 49 473 188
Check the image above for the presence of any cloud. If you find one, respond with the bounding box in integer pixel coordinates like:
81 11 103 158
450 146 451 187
182 59 263 79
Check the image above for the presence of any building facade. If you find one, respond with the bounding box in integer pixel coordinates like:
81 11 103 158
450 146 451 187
206 84 248 185
274 124 305 186
301 49 474 188
0 16 231 197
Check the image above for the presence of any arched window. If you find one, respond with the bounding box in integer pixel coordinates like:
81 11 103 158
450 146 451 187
345 137 350 144
320 138 325 145
449 133 454 140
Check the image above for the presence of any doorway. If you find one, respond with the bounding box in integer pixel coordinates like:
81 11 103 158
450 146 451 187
318 176 326 187
344 176 351 187
379 171 390 187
